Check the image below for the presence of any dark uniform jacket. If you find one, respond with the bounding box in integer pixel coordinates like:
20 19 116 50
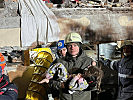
110 55 133 100
49 49 96 100
0 74 18 100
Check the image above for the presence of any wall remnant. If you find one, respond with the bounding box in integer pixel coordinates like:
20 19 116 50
0 0 133 43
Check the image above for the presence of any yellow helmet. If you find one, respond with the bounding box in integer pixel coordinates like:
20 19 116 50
65 32 82 44
120 40 133 48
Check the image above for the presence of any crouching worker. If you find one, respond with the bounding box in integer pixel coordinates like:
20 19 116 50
0 53 18 100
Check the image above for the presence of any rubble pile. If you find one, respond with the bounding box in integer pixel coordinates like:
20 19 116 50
0 0 18 17
0 46 23 63
51 0 133 8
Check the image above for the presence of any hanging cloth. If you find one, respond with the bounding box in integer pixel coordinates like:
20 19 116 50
18 0 60 47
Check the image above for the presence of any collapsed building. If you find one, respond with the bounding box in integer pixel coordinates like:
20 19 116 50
0 0 133 99
0 0 133 46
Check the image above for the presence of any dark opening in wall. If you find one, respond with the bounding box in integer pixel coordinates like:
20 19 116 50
0 0 4 8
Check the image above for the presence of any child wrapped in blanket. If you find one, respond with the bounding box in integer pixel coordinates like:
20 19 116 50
39 63 103 94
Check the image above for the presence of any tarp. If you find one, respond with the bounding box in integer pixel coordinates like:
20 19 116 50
18 0 60 47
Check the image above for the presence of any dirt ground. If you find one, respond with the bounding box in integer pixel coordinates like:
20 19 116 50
7 63 34 99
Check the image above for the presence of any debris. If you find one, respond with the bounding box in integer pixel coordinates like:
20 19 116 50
51 0 132 8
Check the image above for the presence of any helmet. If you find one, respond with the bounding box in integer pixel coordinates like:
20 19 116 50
0 53 6 76
65 32 82 44
57 40 66 50
120 40 133 48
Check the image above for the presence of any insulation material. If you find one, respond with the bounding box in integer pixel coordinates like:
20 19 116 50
18 0 60 47
26 48 54 100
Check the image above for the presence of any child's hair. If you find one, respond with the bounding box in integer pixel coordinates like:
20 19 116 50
84 66 103 91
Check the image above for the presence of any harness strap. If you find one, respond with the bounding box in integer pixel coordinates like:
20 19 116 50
118 73 133 78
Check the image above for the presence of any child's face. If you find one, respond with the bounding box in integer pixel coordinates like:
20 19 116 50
77 73 82 78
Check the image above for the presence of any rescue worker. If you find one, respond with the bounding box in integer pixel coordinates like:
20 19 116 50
0 53 18 100
48 32 97 100
100 40 133 100
45 40 67 100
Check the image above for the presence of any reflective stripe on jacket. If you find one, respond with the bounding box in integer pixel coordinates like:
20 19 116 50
111 56 133 100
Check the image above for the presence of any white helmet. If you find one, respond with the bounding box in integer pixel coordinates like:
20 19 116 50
65 32 82 44
120 40 133 48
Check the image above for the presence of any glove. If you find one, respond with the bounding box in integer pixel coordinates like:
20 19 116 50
99 57 111 67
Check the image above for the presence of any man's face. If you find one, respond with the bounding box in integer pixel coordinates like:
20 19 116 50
67 43 79 56
123 45 132 56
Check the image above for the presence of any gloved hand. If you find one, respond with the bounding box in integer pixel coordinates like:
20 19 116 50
99 57 105 63
99 57 111 67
